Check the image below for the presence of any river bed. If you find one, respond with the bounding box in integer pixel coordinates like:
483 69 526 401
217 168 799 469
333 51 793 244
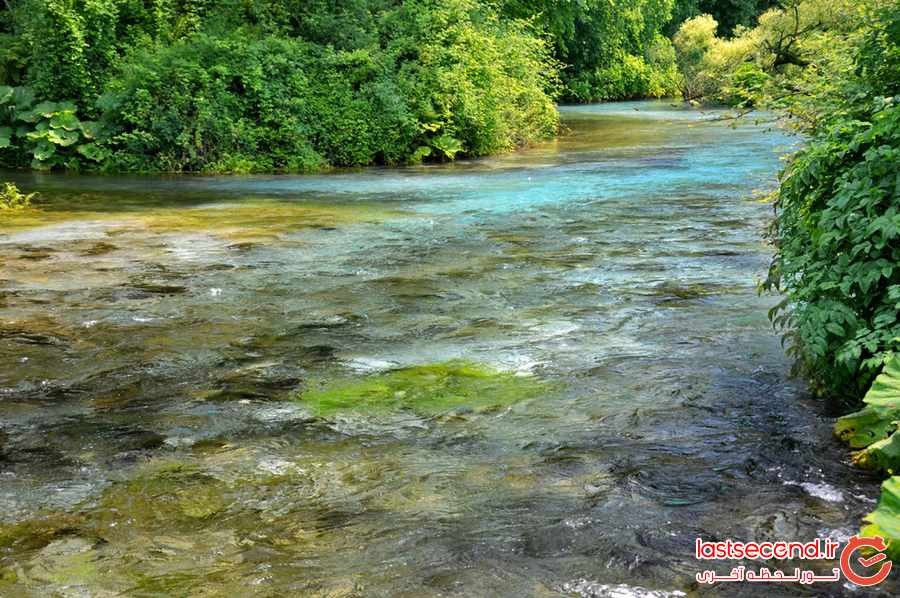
0 101 889 596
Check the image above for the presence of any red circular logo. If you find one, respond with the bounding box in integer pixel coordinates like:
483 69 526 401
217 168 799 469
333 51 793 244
840 535 893 587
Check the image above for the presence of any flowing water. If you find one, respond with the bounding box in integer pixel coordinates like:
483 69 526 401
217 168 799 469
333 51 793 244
0 101 891 596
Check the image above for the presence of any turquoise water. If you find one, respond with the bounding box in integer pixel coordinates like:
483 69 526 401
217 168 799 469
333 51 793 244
0 101 886 596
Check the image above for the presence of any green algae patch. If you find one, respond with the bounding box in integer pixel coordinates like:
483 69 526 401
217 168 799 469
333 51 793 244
0 513 85 552
92 462 230 533
0 198 402 239
296 361 547 417
0 207 76 232
129 199 402 241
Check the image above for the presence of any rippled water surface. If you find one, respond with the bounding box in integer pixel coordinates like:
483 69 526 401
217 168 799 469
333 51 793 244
0 101 891 596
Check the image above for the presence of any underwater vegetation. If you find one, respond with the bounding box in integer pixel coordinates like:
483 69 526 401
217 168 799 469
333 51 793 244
0 197 401 240
296 361 548 417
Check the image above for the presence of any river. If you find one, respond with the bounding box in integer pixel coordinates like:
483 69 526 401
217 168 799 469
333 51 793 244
0 101 888 596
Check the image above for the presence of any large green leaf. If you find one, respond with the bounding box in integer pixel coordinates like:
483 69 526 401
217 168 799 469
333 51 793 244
79 120 102 140
0 85 12 105
861 476 900 560
863 354 900 409
16 108 41 124
835 405 900 448
409 145 432 164
49 110 80 131
431 133 464 159
25 128 48 141
0 126 11 149
32 101 59 118
32 140 56 161
76 143 110 162
855 432 900 473
12 87 34 110
836 354 900 449
48 128 80 147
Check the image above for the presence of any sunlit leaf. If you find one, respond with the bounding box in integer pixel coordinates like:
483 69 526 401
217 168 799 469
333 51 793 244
854 432 900 473
49 110 80 131
861 476 900 560
836 405 900 448
47 128 80 147
863 354 900 409
32 140 56 161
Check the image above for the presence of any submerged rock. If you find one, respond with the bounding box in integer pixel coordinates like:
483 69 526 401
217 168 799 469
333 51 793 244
91 461 230 533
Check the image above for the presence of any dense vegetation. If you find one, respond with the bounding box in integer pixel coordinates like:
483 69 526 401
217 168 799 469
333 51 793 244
0 0 562 172
501 0 681 101
0 0 778 173
499 0 780 102
679 0 898 553
677 0 900 404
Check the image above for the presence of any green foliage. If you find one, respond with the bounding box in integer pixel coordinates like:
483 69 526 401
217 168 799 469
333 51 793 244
861 476 900 560
96 34 328 172
741 3 900 401
835 404 900 449
672 0 861 106
385 0 559 158
0 182 36 210
0 85 106 170
720 62 769 107
672 13 768 103
0 0 560 172
502 0 680 101
766 101 900 398
673 14 723 100
836 357 900 557
296 361 548 417
835 355 900 472
667 0 778 36
766 2 900 555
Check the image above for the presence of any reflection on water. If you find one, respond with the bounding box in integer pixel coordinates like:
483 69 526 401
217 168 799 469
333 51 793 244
0 101 889 596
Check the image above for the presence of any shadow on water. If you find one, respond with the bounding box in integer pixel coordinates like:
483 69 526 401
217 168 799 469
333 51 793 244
0 100 890 596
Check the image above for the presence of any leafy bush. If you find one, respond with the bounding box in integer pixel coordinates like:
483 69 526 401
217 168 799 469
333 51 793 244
96 34 329 173
0 0 560 172
672 4 899 406
672 0 860 106
385 0 559 158
673 14 723 100
763 3 900 400
501 0 680 101
0 181 36 210
0 85 107 170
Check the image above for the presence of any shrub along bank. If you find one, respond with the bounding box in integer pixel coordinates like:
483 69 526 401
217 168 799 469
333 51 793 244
0 0 560 173
0 0 780 172
671 0 899 553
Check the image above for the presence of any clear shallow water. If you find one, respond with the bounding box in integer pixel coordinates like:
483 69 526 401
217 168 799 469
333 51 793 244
0 101 891 596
